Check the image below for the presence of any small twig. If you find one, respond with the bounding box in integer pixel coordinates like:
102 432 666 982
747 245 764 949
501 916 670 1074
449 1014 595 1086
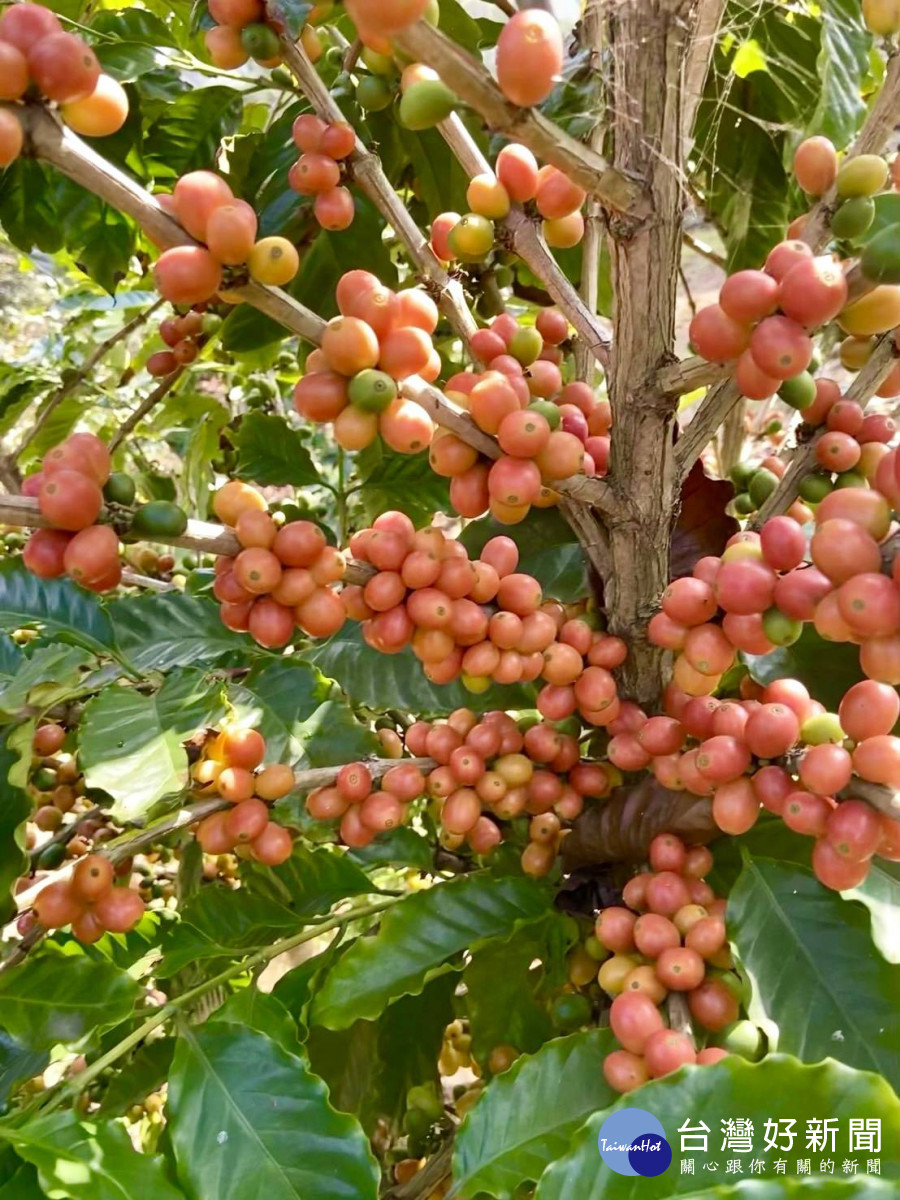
678 264 697 319
4 758 434 974
383 1142 454 1200
674 377 741 480
682 230 726 269
36 895 400 1115
681 0 727 158
392 21 649 217
8 299 164 463
715 396 745 477
575 0 605 382
342 36 361 73
120 570 177 592
666 992 695 1042
268 8 477 345
108 367 186 454
659 356 731 397
437 110 612 369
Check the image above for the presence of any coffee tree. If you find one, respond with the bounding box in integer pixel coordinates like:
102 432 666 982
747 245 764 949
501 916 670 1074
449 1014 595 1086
0 0 898 1195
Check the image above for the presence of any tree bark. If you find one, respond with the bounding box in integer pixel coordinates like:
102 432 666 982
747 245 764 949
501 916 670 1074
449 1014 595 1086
604 0 691 704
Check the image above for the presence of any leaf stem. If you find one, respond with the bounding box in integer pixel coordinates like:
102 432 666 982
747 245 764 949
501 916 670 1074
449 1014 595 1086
35 895 400 1116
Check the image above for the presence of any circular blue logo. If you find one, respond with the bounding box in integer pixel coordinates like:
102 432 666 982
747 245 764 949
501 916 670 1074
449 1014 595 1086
597 1108 672 1177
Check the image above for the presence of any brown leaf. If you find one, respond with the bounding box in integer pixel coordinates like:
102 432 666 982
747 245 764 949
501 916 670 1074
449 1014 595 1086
670 459 738 579
561 775 717 869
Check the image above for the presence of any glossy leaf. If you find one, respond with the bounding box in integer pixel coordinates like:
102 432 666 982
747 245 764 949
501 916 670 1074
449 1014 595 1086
311 875 551 1029
108 593 250 672
352 442 450 530
0 562 115 658
233 412 320 488
241 843 375 914
5 1111 185 1200
79 669 225 821
0 643 89 715
157 886 298 978
0 731 30 925
728 857 899 1089
97 1037 176 1117
536 1056 900 1198
167 1026 380 1199
211 988 301 1055
306 621 534 715
808 0 871 147
0 956 138 1049
745 624 863 713
307 973 454 1133
454 1029 618 1199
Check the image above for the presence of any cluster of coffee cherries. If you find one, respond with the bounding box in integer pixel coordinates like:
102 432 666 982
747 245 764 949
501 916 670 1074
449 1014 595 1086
306 757 427 849
430 312 610 524
341 513 628 710
690 240 848 406
26 722 84 844
203 0 327 71
653 480 899 678
32 853 145 945
21 433 188 593
728 390 896 519
432 143 586 261
792 136 900 264
411 710 617 875
21 433 121 590
153 170 299 309
191 726 296 866
0 2 129 168
293 269 438 455
289 114 357 233
147 304 222 378
596 835 739 1093
212 480 347 648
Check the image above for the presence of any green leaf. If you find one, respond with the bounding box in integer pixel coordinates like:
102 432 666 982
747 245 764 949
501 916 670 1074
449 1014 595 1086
229 658 377 766
352 441 450 529
108 593 250 672
453 1029 618 1199
0 562 115 659
307 973 454 1134
233 412 320 488
211 988 301 1056
0 732 31 925
0 161 63 255
534 1055 900 1198
0 956 138 1049
464 916 569 1067
728 857 899 1089
311 875 551 1029
305 621 534 715
157 886 298 978
347 826 434 870
844 859 900 965
744 625 863 713
167 1026 380 1199
97 1037 176 1117
0 1154 43 1200
461 508 588 603
79 670 225 821
143 86 243 178
808 0 871 147
4 1111 185 1200
241 843 375 914
73 207 136 296
0 643 91 716
0 1028 47 1111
